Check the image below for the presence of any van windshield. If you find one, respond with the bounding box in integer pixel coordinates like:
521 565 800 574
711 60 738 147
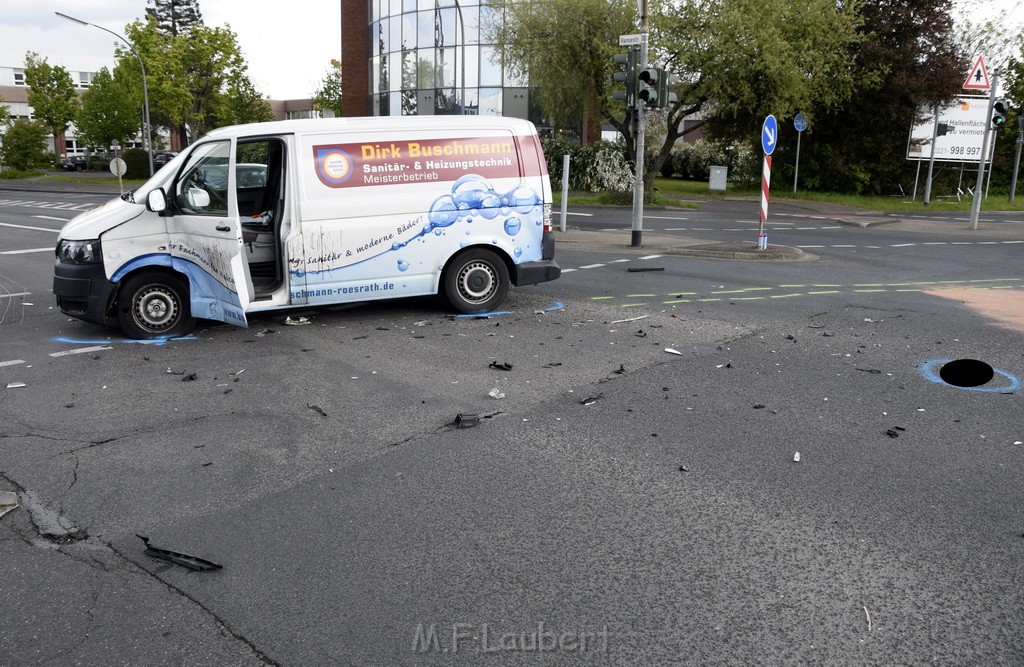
132 151 189 202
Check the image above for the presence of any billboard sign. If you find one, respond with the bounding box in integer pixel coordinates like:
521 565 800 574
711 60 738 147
907 96 988 162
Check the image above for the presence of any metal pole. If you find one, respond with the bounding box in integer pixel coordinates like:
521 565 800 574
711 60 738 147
970 71 998 230
630 4 648 248
792 130 801 193
912 159 921 201
985 132 996 198
57 12 154 177
924 104 940 204
560 154 570 232
1010 124 1023 203
453 0 465 114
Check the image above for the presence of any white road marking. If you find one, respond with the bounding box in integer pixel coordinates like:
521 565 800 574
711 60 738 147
49 346 113 357
0 247 53 255
644 215 689 220
561 268 577 273
639 255 663 260
0 360 26 367
1003 240 1024 244
797 245 825 248
890 243 916 247
0 221 61 233
32 215 70 222
0 292 31 299
610 259 631 263
831 244 856 248
565 212 594 217
579 263 606 269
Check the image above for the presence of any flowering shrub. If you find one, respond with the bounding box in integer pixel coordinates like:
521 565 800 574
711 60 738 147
541 137 634 193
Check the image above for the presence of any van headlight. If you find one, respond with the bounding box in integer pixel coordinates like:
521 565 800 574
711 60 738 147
56 239 102 264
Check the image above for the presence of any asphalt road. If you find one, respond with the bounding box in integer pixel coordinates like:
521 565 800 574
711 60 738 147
2 183 1024 665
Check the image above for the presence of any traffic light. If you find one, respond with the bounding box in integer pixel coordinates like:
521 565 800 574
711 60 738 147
992 99 1008 130
638 67 661 107
612 51 638 107
657 71 678 108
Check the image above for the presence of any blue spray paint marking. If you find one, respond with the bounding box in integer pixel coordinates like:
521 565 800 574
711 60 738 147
453 310 513 319
451 302 566 319
920 359 1021 393
54 336 198 347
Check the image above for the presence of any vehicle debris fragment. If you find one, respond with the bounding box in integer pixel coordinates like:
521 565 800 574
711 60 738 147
453 413 480 428
793 452 801 462
488 388 506 399
137 534 223 571
580 393 603 406
611 315 648 325
307 403 329 417
0 492 18 519
665 348 682 356
6 382 26 389
285 316 311 326
489 361 513 371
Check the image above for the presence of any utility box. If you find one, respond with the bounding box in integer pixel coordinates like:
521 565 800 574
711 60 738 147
709 166 728 191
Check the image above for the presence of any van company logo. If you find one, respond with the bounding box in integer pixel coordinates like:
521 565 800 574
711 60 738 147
314 146 354 187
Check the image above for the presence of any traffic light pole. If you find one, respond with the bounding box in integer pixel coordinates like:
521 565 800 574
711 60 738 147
970 71 998 230
630 5 648 247
1010 119 1023 204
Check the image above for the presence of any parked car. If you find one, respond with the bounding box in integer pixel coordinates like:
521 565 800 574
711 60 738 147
153 151 178 168
62 155 89 171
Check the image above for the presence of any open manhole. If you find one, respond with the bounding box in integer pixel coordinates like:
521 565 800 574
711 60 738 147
920 359 1020 393
939 359 995 388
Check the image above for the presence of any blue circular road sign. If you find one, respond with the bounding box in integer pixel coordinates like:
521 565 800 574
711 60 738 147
761 115 778 155
794 113 808 132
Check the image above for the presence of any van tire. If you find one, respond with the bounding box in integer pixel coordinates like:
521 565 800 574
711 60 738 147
444 249 510 314
117 271 195 339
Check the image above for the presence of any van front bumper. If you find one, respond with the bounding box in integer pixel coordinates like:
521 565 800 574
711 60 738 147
53 262 117 326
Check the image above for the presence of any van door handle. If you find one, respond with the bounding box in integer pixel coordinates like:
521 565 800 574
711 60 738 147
215 225 231 232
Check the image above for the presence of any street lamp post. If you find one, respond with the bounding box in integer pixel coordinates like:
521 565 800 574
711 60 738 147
56 11 154 177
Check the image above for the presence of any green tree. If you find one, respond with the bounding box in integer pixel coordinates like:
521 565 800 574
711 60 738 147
647 0 866 189
217 74 274 126
312 59 344 117
2 119 50 170
487 0 636 144
146 0 203 36
23 52 79 156
125 18 265 145
800 0 966 194
75 67 141 152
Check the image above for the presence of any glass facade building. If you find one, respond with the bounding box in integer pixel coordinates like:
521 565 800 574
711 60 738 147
365 0 535 121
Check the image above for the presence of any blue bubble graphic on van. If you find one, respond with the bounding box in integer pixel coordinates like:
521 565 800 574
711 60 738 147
477 194 501 219
506 185 539 213
429 196 459 227
397 260 410 271
459 240 469 248
504 218 521 236
452 175 492 208
514 247 522 258
434 228 444 236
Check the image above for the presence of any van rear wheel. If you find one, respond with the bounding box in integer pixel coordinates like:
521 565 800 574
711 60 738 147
117 271 195 339
444 249 510 314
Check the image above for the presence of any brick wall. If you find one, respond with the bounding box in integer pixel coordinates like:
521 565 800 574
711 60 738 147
341 0 369 117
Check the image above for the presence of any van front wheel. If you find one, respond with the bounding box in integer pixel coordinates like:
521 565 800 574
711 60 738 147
444 249 510 314
117 272 195 339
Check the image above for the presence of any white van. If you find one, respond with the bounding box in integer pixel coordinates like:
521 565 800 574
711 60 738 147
53 116 560 339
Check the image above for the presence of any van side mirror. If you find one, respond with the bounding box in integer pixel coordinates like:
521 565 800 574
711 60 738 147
186 187 211 209
146 188 168 213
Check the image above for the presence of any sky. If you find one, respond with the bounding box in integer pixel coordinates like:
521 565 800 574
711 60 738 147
1 1 341 100
0 0 1020 101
